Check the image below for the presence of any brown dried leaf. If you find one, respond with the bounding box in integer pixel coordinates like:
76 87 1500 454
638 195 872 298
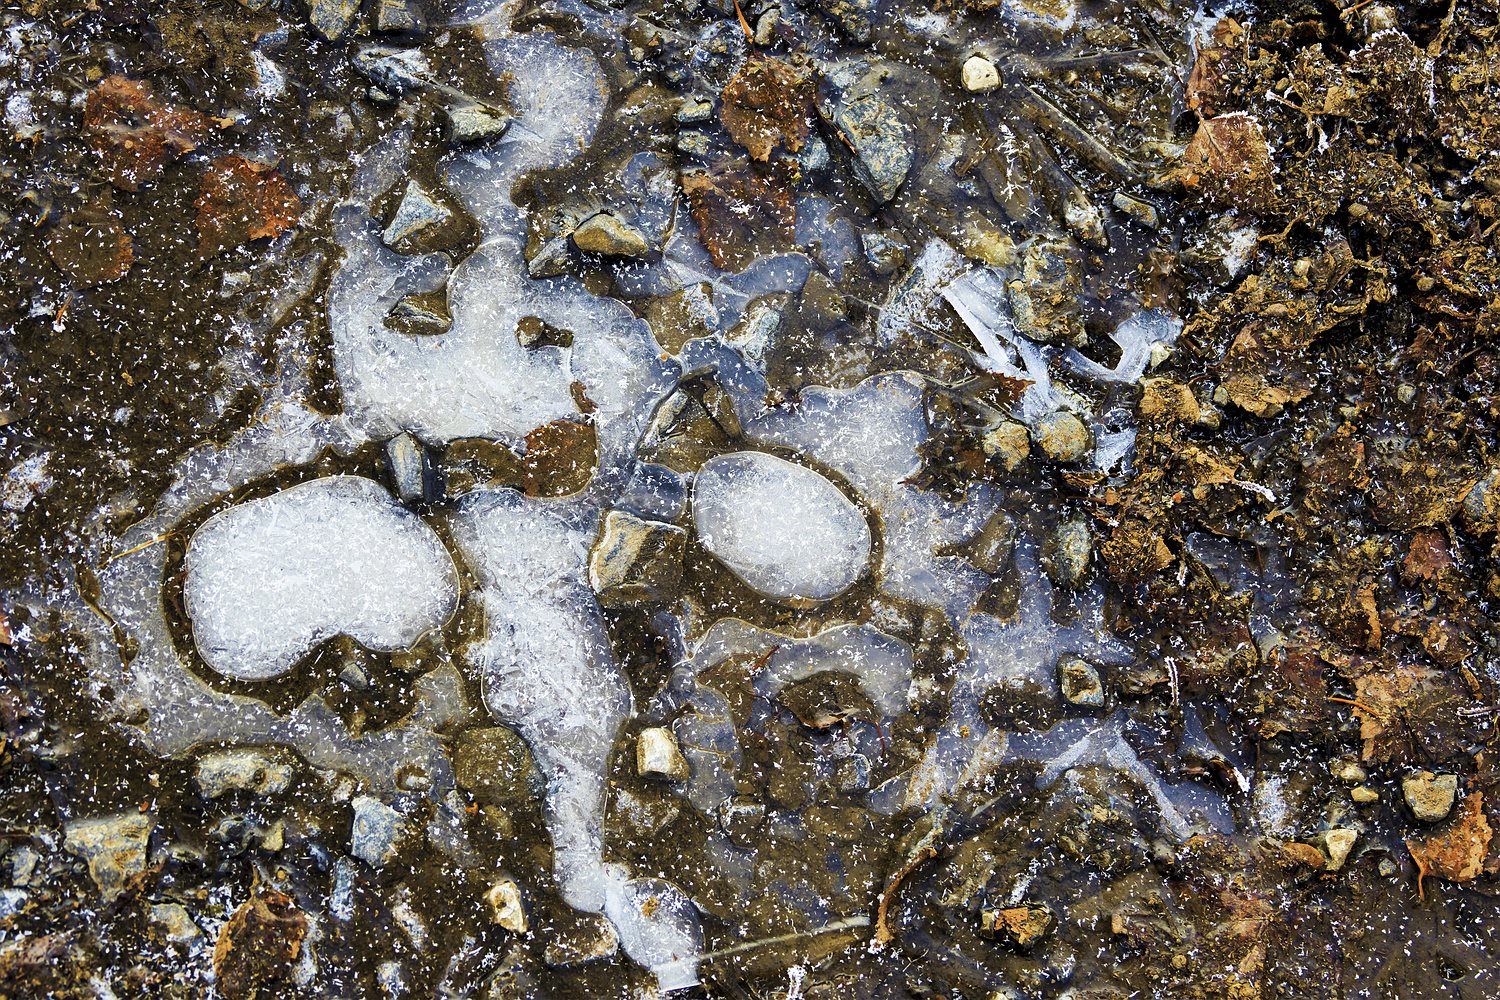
1351 663 1437 761
212 890 308 1000
47 210 133 286
1173 112 1278 213
1403 529 1454 584
196 156 302 256
83 76 216 191
1407 793 1492 897
1186 18 1244 117
720 53 814 162
681 163 794 270
522 418 598 497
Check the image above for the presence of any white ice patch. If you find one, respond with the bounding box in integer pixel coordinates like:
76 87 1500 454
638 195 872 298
450 489 703 987
184 476 458 681
693 452 871 601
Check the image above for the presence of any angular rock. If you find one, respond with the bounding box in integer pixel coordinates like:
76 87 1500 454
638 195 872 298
385 432 440 505
588 510 686 607
351 795 407 867
1044 516 1093 588
386 290 452 335
1321 828 1359 871
1057 655 1105 708
309 0 361 41
636 727 690 782
195 748 296 800
352 47 431 95
213 890 309 1000
1403 771 1459 823
64 812 154 899
374 0 422 33
818 60 915 204
980 903 1054 948
982 421 1031 471
571 213 650 257
150 903 202 943
383 181 453 254
486 878 528 932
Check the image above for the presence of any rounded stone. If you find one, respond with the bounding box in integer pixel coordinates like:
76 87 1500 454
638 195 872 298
693 451 871 601
961 55 1001 93
1032 411 1093 463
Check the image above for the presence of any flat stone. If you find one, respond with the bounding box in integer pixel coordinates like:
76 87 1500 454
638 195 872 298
352 47 431 94
351 795 407 867
818 60 915 204
445 101 511 145
450 726 534 806
1044 517 1093 589
693 451 871 602
387 289 451 336
385 432 437 505
980 903 1054 948
383 181 453 254
374 0 422 33
589 510 686 608
194 748 296 799
636 727 690 782
1402 771 1458 823
961 55 1000 92
1057 654 1105 708
64 812 154 899
571 213 650 257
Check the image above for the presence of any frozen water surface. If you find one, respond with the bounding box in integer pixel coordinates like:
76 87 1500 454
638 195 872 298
184 476 458 681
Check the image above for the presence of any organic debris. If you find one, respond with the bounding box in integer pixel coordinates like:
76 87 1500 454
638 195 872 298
195 156 302 256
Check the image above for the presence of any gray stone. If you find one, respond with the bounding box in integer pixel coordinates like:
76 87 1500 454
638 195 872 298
445 102 511 145
818 60 915 204
309 0 361 41
194 748 296 799
451 726 534 806
571 213 650 257
589 510 686 607
150 903 202 943
636 727 690 782
385 432 437 504
1032 411 1093 463
1044 517 1092 589
353 47 431 94
383 182 453 254
351 795 407 867
1057 655 1105 708
1402 771 1458 823
64 812 154 899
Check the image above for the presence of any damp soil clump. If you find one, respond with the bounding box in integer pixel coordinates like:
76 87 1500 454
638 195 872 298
1 0 1500 998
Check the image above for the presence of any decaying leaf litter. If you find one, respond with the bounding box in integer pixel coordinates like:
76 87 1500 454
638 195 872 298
0 0 1499 997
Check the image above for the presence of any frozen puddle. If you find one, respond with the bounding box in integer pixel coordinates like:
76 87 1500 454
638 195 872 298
693 451 871 601
185 477 458 681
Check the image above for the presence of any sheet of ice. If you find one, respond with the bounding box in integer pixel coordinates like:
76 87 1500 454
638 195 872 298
694 452 871 601
1062 308 1182 384
450 489 703 987
185 477 458 681
749 373 994 620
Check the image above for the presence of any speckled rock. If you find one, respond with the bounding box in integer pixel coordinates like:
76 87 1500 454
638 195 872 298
1032 411 1093 463
309 0 361 40
194 748 296 800
451 726 534 806
1057 654 1105 708
1402 771 1458 823
588 510 686 607
571 213 650 257
818 60 915 204
383 182 453 254
351 796 407 868
64 812 154 899
982 421 1031 470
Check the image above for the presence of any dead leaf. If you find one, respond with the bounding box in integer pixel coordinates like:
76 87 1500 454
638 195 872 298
212 890 308 1000
47 209 133 286
1407 793 1492 898
681 163 794 270
720 53 815 162
195 156 302 256
84 76 215 191
1351 663 1436 761
1173 112 1278 213
1403 529 1454 584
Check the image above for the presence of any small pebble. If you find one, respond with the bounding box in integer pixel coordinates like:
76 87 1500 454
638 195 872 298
961 55 1000 93
636 727 690 782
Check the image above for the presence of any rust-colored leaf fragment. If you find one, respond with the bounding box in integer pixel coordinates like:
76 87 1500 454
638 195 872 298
212 890 308 1000
1173 112 1278 213
1407 793 1492 898
522 419 598 497
195 156 302 256
47 210 133 286
83 76 215 191
1185 17 1244 117
720 53 814 162
681 164 794 270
